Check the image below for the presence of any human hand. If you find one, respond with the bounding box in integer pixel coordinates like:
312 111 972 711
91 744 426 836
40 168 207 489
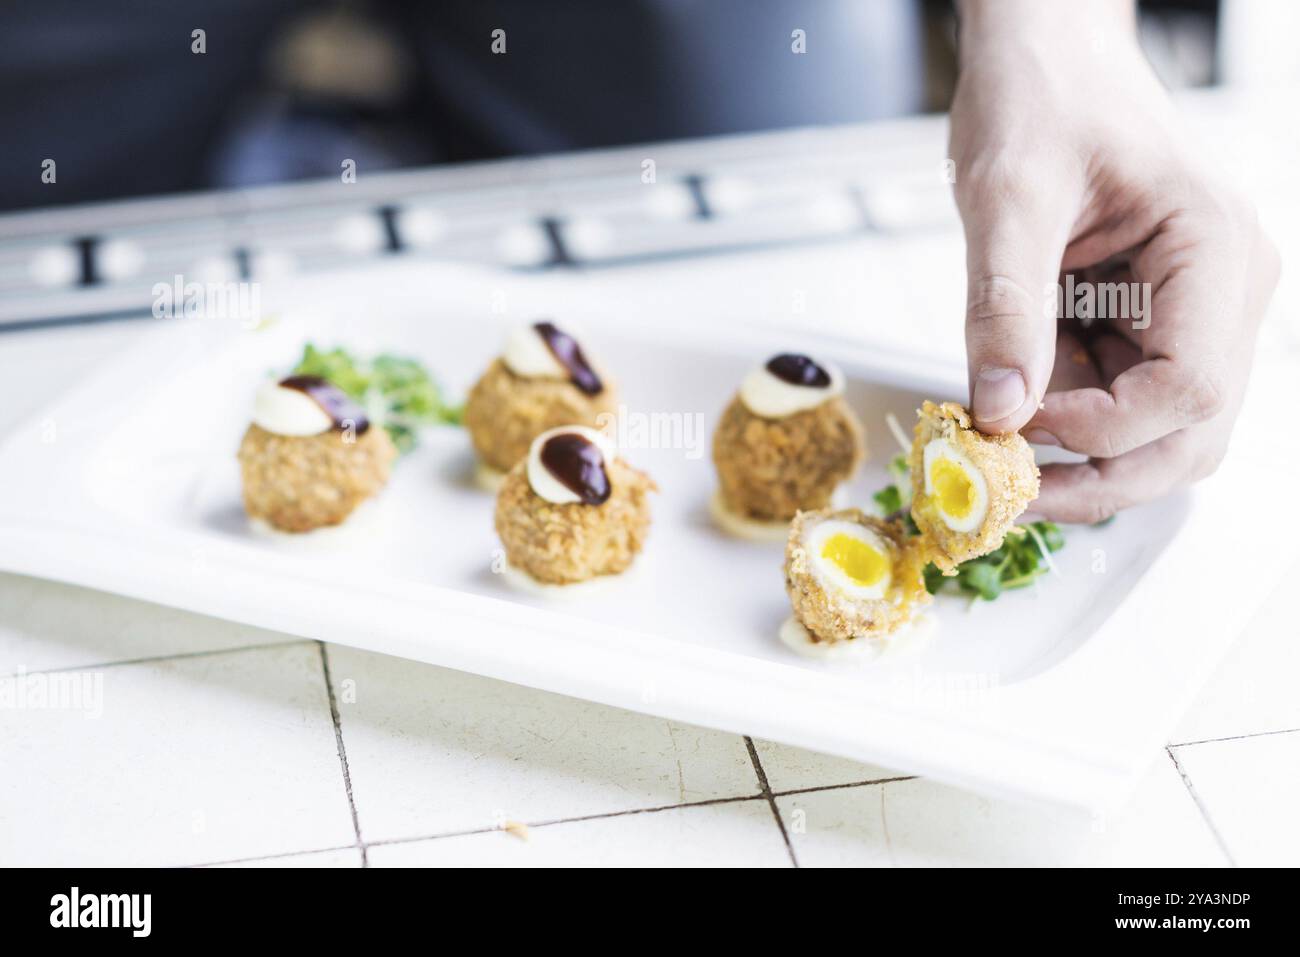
950 0 1279 523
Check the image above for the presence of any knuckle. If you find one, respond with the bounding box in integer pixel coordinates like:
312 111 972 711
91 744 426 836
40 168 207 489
1092 432 1120 460
965 149 1037 196
959 154 1005 197
1175 367 1227 423
1071 462 1121 524
1190 443 1227 482
958 152 1054 219
1086 417 1125 459
1080 496 1119 525
966 274 1034 325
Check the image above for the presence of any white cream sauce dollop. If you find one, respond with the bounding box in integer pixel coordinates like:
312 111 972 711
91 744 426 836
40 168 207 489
739 355 844 418
252 380 332 436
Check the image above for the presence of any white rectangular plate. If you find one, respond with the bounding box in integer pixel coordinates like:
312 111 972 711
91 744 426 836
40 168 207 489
0 261 1282 810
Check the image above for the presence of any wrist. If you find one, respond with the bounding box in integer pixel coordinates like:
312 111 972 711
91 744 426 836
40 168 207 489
956 0 1139 70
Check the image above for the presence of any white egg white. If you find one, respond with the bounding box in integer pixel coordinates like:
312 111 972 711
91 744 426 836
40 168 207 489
922 437 989 534
803 519 892 601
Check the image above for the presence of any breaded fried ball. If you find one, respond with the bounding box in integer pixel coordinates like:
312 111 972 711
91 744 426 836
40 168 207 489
238 424 397 532
909 401 1039 573
784 508 931 645
495 446 655 585
713 396 865 523
465 358 619 474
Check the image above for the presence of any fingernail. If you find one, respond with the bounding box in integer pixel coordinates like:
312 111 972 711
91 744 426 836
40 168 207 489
973 368 1027 424
1023 428 1060 447
1018 511 1046 524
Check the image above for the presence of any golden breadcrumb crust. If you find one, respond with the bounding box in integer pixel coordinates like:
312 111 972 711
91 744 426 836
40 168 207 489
464 359 619 473
237 423 397 533
909 401 1039 573
784 508 931 644
494 457 656 585
712 395 865 522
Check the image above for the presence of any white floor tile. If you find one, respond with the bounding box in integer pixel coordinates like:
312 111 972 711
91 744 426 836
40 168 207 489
0 643 357 866
1172 732 1300 866
367 799 790 867
1171 561 1300 745
324 645 759 843
0 572 296 675
751 738 906 793
208 846 363 868
777 752 1226 867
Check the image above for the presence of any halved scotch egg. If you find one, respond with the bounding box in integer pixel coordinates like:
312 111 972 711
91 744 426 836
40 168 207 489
783 508 930 646
909 400 1039 573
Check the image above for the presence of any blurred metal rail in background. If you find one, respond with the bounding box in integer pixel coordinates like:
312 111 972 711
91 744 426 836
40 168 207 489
0 120 956 329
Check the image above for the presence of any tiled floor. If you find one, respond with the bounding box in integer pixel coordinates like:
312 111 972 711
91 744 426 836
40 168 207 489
1 570 1291 867
1168 733 1300 868
322 643 758 845
0 638 357 867
776 754 1228 868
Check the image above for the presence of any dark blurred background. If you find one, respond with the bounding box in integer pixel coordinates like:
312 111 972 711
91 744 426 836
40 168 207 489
0 0 1225 211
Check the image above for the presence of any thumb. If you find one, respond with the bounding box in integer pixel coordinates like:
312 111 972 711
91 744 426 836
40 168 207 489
960 194 1069 433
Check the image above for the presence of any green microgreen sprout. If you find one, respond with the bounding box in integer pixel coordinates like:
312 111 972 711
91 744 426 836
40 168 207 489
290 343 463 454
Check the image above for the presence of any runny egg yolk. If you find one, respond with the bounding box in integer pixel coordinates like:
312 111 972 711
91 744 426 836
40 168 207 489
820 533 889 587
930 457 976 519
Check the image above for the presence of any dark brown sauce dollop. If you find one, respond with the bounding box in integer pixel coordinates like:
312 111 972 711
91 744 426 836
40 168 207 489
279 375 370 434
535 321 603 395
539 432 611 505
765 354 831 388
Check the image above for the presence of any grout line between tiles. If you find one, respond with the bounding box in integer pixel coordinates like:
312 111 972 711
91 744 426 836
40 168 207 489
743 737 799 867
364 793 766 851
1165 746 1237 867
192 776 924 866
194 773 926 865
1168 726 1300 748
0 637 312 679
772 774 917 797
362 770 920 858
318 641 368 867
193 844 362 868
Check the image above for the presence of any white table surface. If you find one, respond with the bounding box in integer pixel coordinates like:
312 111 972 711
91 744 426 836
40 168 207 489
3 88 1297 867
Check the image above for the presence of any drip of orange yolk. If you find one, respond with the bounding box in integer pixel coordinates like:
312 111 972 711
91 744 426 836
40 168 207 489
820 533 888 587
930 458 976 519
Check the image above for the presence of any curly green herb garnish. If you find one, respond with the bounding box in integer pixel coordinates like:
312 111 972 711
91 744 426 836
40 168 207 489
291 343 462 453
